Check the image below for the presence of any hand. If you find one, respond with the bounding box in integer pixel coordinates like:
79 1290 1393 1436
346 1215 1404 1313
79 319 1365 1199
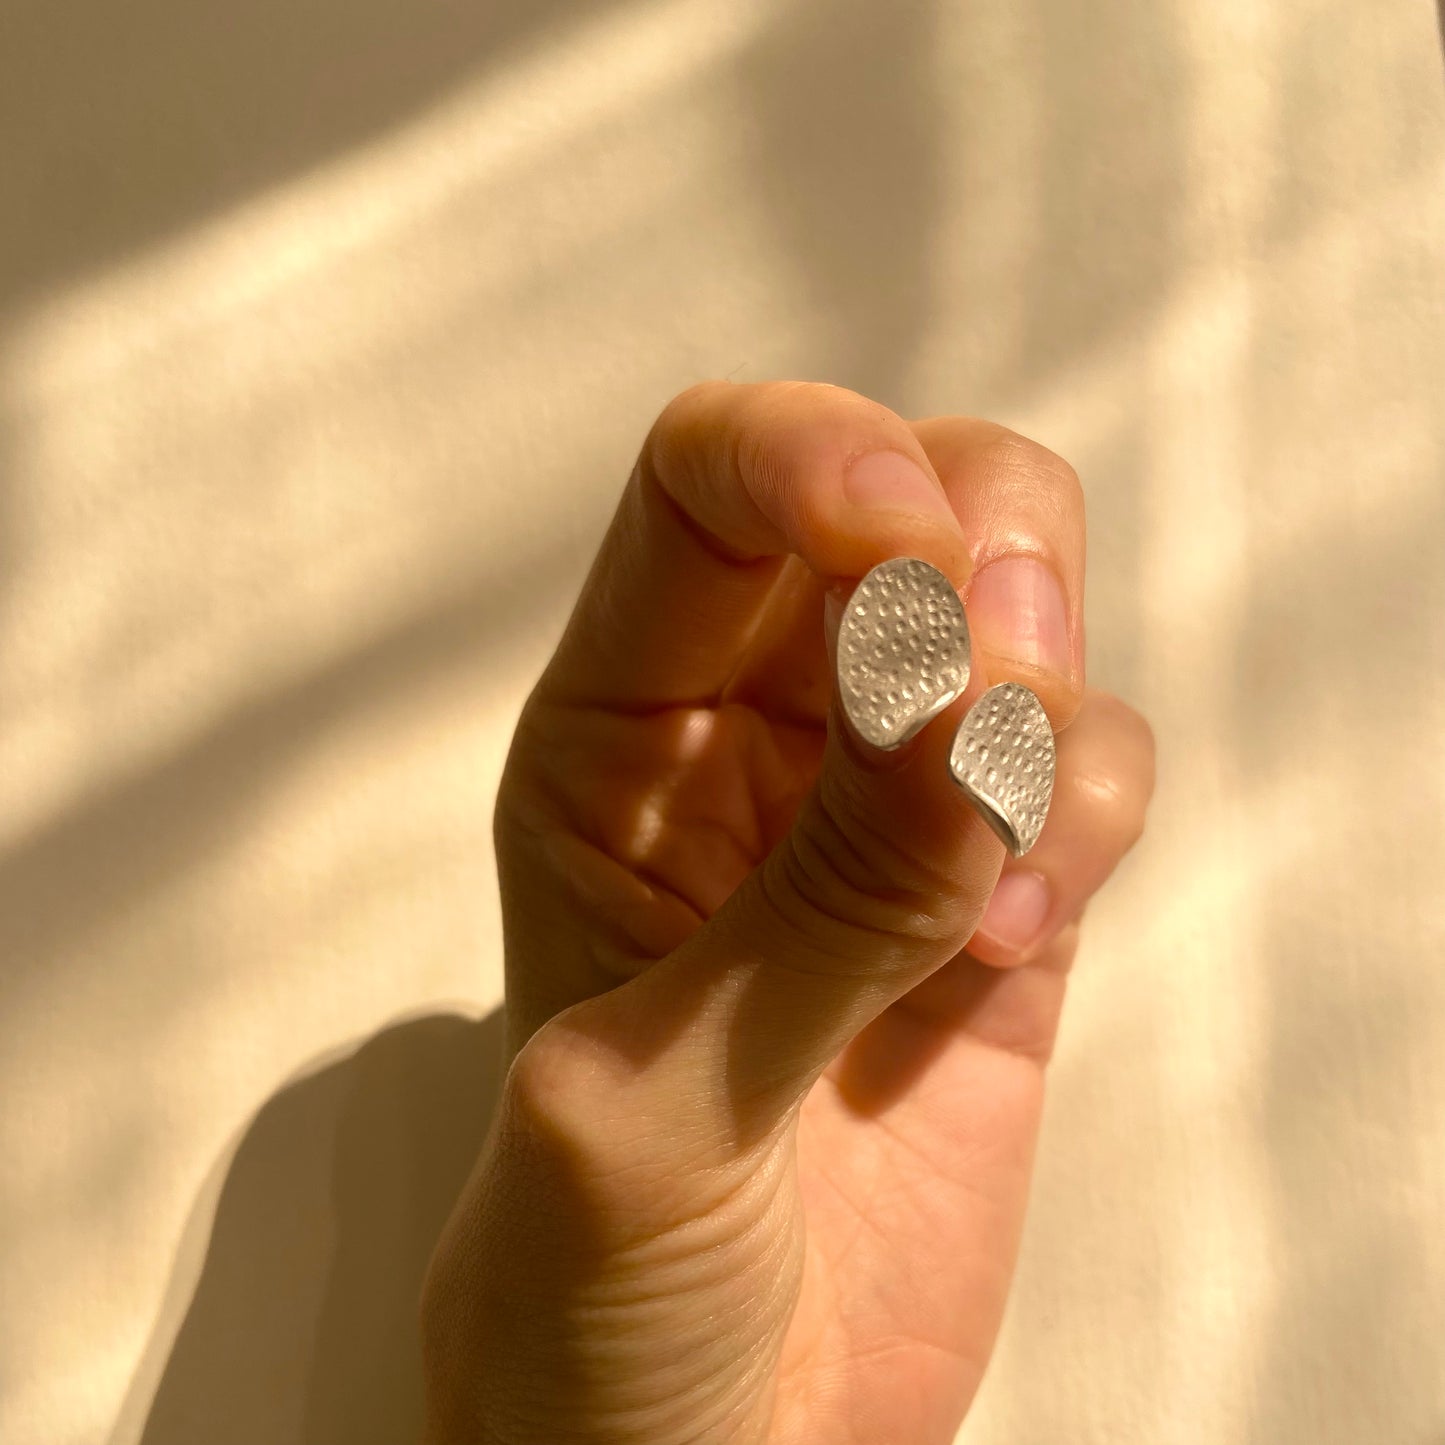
420 381 1155 1444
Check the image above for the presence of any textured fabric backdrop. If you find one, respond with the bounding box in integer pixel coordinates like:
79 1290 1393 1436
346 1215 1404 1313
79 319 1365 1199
3 2 1443 1442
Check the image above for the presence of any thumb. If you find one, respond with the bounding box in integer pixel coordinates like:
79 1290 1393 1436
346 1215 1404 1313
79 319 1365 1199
548 565 1011 1156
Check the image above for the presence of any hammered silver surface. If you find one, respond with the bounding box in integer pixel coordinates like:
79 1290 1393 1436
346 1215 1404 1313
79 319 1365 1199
837 557 971 750
948 682 1055 856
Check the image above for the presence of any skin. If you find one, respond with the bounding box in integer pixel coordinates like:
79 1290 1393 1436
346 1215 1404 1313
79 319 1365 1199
420 381 1156 1444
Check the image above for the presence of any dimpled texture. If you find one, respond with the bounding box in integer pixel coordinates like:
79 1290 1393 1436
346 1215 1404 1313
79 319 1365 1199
948 682 1056 855
837 557 971 750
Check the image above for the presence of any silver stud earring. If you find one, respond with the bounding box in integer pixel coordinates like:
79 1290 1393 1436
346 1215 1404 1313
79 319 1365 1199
836 556 971 749
947 681 1055 856
837 556 1056 856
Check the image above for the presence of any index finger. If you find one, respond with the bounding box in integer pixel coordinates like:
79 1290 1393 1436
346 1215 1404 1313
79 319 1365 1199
536 380 972 713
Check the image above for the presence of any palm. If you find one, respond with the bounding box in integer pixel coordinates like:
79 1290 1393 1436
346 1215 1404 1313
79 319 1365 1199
779 1027 1045 1441
506 612 1057 1443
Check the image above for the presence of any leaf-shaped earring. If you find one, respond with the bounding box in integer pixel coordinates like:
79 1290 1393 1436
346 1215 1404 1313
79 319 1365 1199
948 681 1056 856
836 557 971 750
835 555 1057 857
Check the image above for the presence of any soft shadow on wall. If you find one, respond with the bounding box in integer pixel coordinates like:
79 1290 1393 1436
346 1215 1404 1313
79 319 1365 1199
0 1 613 1439
739 1 944 404
0 0 628 316
77 0 950 1438
133 1011 505 1445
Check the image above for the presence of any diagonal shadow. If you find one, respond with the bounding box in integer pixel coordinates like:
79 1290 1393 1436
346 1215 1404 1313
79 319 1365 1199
125 1009 506 1445
0 0 628 319
738 0 944 406
0 533 571 1015
96 0 957 1424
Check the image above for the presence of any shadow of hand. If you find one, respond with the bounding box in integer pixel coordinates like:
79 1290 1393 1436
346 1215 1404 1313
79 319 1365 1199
137 1010 504 1445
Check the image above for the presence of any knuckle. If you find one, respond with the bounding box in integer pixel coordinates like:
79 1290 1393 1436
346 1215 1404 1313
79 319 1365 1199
753 378 873 419
1071 768 1149 853
504 1008 732 1224
974 424 1084 508
767 789 967 968
1067 712 1154 853
647 380 850 492
506 1022 576 1119
649 380 919 521
645 380 725 474
735 380 888 473
504 1012 618 1156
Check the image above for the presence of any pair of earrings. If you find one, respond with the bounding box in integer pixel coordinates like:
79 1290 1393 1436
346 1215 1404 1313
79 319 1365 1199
836 557 1057 856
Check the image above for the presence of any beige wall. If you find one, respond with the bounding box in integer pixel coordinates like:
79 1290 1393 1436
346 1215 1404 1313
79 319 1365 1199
3 2 1443 1442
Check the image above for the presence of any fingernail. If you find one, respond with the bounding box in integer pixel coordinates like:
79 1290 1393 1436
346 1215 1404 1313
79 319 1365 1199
975 870 1052 955
967 556 1072 679
843 450 957 527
